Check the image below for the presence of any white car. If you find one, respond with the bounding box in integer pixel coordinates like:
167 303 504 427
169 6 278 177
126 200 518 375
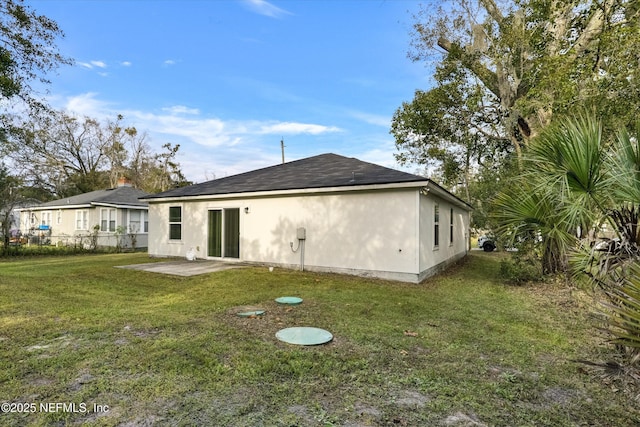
478 235 496 252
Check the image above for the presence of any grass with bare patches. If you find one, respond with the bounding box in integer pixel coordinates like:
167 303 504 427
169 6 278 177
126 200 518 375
0 252 638 426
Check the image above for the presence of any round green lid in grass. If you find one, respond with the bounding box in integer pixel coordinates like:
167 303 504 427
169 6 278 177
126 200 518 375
275 296 303 305
275 327 333 346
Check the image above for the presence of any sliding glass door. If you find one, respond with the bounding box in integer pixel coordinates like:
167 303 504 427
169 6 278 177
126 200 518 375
208 208 239 258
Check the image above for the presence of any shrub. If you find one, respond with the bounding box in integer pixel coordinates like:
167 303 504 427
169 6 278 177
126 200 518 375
499 251 543 285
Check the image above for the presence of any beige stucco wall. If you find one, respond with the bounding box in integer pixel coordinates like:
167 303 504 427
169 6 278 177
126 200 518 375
418 192 470 280
147 187 470 282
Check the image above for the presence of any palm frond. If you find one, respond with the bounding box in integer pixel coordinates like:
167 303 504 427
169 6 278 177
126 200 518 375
606 126 640 207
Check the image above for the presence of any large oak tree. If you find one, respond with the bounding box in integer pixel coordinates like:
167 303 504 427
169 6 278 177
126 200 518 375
13 111 190 198
393 0 639 173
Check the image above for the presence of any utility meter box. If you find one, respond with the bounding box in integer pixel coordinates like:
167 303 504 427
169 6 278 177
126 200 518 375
296 227 306 240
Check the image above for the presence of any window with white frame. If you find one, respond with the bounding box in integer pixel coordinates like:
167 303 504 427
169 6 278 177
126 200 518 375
449 208 454 245
41 211 52 227
56 210 62 225
75 210 88 230
128 210 148 233
100 208 117 232
434 204 440 248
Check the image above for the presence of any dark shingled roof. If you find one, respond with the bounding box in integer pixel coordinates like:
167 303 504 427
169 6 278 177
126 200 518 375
142 153 429 199
37 186 149 208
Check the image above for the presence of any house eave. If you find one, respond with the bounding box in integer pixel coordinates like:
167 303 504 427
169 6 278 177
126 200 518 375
20 204 92 211
144 181 434 203
422 182 474 211
91 202 148 209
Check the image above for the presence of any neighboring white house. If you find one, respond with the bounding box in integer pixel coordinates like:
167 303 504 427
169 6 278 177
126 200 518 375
141 154 473 283
18 178 150 249
2 199 41 242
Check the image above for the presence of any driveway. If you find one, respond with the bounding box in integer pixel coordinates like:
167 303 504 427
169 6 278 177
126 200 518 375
116 259 247 277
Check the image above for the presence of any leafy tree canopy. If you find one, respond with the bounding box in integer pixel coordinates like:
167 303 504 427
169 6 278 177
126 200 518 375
11 111 190 199
0 0 71 113
392 0 639 227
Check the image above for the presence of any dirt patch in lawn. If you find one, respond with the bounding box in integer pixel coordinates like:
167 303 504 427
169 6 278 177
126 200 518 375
223 298 339 348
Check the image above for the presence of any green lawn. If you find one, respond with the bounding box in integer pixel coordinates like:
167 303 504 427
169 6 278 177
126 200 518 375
0 252 637 426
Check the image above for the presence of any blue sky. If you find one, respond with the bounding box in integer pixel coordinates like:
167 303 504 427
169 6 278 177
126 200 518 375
29 0 431 183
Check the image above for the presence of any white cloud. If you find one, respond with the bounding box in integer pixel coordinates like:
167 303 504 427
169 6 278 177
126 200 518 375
121 61 132 67
78 60 107 69
163 59 176 66
162 105 200 115
120 105 340 149
56 93 345 182
348 110 391 127
257 121 341 135
241 0 292 18
63 92 112 117
355 144 421 176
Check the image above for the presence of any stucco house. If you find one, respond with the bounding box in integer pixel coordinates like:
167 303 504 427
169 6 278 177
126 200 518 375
142 153 472 283
19 179 150 249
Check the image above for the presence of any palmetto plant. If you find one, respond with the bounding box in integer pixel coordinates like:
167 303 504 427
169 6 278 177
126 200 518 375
493 114 640 364
604 264 640 356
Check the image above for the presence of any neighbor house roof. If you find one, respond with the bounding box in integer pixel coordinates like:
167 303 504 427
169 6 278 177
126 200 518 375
30 186 149 210
142 153 472 210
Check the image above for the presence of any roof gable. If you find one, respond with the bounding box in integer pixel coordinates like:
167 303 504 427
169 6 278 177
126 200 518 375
143 153 428 199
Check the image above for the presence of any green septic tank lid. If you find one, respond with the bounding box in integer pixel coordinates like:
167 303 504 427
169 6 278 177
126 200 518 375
275 296 303 305
236 310 265 317
275 327 333 346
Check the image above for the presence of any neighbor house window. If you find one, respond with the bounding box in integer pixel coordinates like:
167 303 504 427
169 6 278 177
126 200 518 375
128 210 148 233
75 210 88 230
449 208 454 245
169 206 182 240
100 208 117 232
434 204 440 248
56 210 62 225
41 211 52 227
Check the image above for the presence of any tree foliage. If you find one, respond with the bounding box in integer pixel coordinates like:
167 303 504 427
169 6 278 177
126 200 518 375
11 111 190 199
0 163 22 253
409 0 638 143
492 114 640 362
0 0 70 115
392 0 640 222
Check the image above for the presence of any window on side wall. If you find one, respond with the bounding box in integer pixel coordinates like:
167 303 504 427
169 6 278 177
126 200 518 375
450 208 454 245
128 210 145 233
100 208 117 232
169 206 182 240
434 204 440 248
75 210 88 230
41 211 52 226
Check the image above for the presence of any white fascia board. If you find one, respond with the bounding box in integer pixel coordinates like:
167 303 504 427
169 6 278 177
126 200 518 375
423 182 473 211
144 181 433 204
25 204 91 211
91 202 148 210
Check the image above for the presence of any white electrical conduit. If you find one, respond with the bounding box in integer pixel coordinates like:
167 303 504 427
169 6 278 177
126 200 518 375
290 238 305 271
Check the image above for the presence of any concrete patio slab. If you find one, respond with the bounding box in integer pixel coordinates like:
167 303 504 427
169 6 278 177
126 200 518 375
116 259 247 276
